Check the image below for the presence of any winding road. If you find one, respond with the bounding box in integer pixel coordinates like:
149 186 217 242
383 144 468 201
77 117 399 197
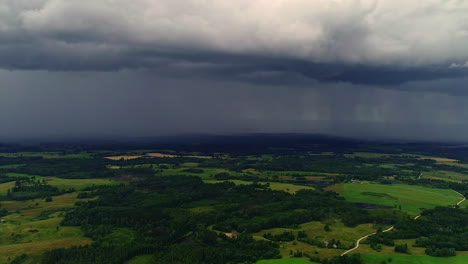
341 189 466 256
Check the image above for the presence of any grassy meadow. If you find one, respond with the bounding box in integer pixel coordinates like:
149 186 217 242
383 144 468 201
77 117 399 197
256 258 319 264
361 254 468 264
203 179 314 194
0 175 126 262
339 183 463 215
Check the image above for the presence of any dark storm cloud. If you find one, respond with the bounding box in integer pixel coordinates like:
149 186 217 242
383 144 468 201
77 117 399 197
2 1 468 142
2 69 468 141
1 0 468 86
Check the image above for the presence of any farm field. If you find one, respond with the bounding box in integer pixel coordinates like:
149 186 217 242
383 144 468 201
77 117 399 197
422 170 468 182
0 192 94 262
126 255 154 264
0 152 93 159
253 220 385 259
204 179 314 193
0 164 25 169
361 254 468 264
338 183 463 215
256 258 319 264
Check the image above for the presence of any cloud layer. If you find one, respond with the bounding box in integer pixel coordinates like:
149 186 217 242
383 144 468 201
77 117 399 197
2 1 468 141
2 1 468 75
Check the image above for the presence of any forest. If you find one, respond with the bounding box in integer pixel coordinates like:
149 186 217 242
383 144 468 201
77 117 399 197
0 135 467 264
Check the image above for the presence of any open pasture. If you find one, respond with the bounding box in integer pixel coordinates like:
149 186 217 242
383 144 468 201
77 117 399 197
2 173 123 191
0 237 91 263
0 191 95 262
339 183 462 215
255 220 380 250
256 258 318 264
362 254 468 264
1 192 91 219
422 170 468 182
203 180 314 194
126 255 154 264
0 152 92 159
0 164 25 169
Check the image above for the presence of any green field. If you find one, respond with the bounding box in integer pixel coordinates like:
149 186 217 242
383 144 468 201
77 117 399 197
422 170 468 182
0 164 25 169
0 176 125 261
2 173 123 191
158 167 243 180
0 192 94 262
256 258 319 264
204 180 314 194
0 152 93 159
126 255 154 264
362 254 468 264
46 177 123 191
340 183 462 215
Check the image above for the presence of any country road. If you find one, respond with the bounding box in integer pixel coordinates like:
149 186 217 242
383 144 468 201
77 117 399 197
340 226 394 256
341 189 466 256
453 189 466 206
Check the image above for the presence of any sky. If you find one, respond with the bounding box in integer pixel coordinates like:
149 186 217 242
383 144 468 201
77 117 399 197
1 0 468 142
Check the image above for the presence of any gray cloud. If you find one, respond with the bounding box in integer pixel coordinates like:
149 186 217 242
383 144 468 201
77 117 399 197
1 0 468 86
2 1 468 142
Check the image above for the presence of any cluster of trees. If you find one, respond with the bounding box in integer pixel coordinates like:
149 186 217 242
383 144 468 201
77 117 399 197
5 178 68 201
394 243 408 253
263 231 295 242
379 207 468 256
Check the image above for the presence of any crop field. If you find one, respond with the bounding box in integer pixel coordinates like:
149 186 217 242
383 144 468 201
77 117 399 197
1 192 91 219
0 191 95 262
0 237 91 263
256 258 319 264
105 152 188 160
126 255 154 264
422 170 468 182
1 173 123 191
344 152 392 158
159 167 244 180
418 156 459 162
0 164 25 169
46 177 123 191
0 152 93 159
339 183 462 215
361 254 468 264
204 180 314 193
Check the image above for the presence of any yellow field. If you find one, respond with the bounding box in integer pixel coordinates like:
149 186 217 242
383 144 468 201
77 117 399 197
105 152 178 160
